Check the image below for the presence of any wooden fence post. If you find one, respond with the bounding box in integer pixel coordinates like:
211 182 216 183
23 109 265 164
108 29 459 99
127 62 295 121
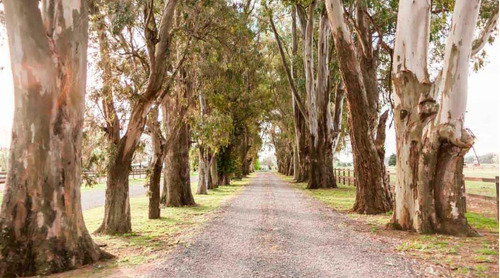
496 176 499 221
347 169 350 185
342 169 346 184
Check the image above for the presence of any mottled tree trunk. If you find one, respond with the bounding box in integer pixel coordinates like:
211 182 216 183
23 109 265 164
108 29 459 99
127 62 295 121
164 123 195 206
97 0 179 234
147 107 166 219
197 148 209 195
325 0 392 213
210 156 219 188
306 9 336 189
0 1 109 275
97 156 133 234
391 0 480 236
162 64 195 206
206 153 216 189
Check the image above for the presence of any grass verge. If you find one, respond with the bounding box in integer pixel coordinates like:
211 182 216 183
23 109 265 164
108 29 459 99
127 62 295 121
279 174 499 278
53 174 253 277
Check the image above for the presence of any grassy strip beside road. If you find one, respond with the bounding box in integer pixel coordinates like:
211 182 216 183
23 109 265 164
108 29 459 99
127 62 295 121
53 175 253 277
281 174 499 277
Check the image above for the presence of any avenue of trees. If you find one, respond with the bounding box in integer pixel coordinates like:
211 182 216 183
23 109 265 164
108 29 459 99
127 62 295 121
269 0 497 234
0 0 497 276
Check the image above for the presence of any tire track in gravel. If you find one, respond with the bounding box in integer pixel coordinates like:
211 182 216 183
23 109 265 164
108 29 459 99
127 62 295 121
146 172 421 278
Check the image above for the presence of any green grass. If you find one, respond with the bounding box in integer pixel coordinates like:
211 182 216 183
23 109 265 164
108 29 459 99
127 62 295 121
280 173 499 277
281 173 498 233
465 212 499 232
464 181 496 198
78 174 253 272
339 166 499 197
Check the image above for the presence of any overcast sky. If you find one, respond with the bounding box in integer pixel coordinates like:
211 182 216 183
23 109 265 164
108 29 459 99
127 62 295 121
0 28 498 161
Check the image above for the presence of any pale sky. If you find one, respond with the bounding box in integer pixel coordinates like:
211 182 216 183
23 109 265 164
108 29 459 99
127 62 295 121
0 27 499 161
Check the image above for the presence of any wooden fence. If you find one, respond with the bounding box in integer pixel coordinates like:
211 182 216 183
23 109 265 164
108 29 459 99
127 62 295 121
333 168 499 220
0 169 148 185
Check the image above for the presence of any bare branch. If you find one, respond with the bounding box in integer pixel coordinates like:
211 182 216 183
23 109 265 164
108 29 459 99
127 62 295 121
471 7 499 57
266 6 309 123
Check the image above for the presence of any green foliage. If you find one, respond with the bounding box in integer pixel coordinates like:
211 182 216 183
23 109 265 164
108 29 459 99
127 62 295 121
254 159 261 171
388 153 397 166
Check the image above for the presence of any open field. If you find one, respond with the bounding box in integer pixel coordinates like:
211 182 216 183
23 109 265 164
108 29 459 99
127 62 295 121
280 174 499 277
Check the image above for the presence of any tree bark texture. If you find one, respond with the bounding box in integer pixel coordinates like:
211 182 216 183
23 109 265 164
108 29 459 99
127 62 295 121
97 0 179 234
161 65 196 207
0 0 109 275
325 0 392 213
147 107 166 219
305 9 336 189
391 0 480 236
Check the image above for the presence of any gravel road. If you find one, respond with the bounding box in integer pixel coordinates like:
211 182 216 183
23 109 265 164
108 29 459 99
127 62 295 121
146 172 420 278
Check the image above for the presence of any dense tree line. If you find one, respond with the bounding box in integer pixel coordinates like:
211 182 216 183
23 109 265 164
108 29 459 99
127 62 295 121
0 0 497 276
269 0 497 234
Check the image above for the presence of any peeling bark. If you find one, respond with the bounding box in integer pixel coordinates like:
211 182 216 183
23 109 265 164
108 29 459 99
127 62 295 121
325 0 392 212
392 0 480 236
162 66 195 207
97 0 179 235
306 9 336 189
0 0 110 275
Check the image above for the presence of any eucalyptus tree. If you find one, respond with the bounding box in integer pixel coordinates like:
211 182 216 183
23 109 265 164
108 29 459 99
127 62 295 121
187 2 268 187
325 0 393 213
87 0 180 235
265 2 310 182
266 1 345 189
0 0 109 275
146 106 165 219
391 0 498 236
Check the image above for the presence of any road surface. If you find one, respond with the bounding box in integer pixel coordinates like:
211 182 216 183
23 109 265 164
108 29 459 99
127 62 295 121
81 176 198 210
146 172 419 278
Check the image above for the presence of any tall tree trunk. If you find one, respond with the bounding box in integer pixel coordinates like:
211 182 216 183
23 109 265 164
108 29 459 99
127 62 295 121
210 155 219 188
325 0 392 213
0 1 109 275
162 64 195 206
391 0 480 236
147 107 166 219
206 153 216 189
96 0 179 235
197 147 208 194
267 4 309 182
164 123 195 206
295 111 309 182
306 9 336 189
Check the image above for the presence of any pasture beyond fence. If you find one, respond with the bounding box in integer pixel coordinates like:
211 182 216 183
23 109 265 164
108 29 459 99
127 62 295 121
333 168 499 220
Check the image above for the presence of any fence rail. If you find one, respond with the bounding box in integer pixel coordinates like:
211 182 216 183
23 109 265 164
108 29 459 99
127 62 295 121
333 168 499 220
0 169 148 185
